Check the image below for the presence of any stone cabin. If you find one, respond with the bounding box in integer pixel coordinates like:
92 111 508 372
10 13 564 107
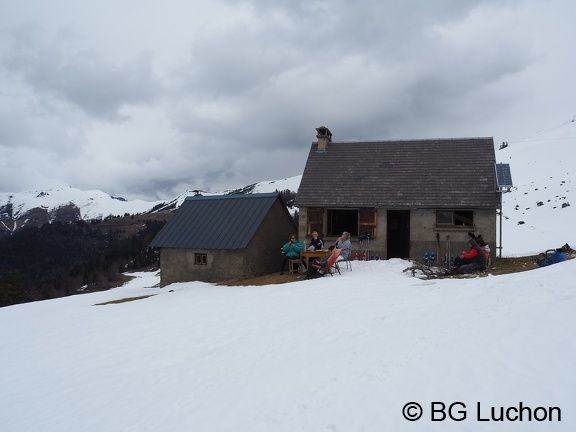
294 127 503 263
150 193 297 286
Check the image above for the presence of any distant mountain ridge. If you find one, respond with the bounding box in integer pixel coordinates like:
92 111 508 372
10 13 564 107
0 176 303 236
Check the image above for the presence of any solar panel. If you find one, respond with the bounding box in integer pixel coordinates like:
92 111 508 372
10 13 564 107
495 163 513 188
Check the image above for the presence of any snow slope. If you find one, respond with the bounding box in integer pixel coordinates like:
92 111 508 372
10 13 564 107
0 176 303 225
246 175 302 194
497 118 575 256
0 187 164 221
1 259 575 431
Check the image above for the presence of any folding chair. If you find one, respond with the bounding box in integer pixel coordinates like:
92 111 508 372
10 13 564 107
309 248 341 278
333 250 352 274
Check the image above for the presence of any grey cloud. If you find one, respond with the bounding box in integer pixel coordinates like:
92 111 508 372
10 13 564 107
1 0 573 200
171 0 536 132
2 24 161 121
0 82 90 152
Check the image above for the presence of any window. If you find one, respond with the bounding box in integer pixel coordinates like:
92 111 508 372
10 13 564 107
436 210 474 227
327 209 358 236
307 208 377 238
195 253 207 265
436 211 454 225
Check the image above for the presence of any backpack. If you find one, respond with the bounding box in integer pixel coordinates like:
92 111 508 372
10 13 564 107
482 245 491 267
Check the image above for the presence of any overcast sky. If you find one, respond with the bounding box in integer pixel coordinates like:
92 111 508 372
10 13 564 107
1 0 574 200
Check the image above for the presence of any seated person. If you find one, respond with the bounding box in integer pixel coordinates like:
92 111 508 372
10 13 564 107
468 232 487 247
533 244 570 267
468 232 491 266
334 231 352 261
280 234 303 275
453 239 487 274
307 231 324 251
305 248 341 279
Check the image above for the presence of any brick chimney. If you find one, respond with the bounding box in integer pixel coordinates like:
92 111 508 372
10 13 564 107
316 126 332 152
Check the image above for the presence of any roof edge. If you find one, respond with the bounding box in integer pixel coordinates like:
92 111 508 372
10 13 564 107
321 136 494 145
185 192 280 201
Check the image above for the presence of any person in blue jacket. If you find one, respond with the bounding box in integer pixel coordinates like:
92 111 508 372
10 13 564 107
533 244 570 267
280 234 303 274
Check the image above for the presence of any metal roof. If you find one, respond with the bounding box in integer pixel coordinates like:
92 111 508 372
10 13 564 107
149 193 283 249
295 138 501 209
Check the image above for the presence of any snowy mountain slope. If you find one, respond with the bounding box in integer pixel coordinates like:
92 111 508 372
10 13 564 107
1 259 575 432
0 176 303 233
223 175 303 195
497 117 575 256
0 187 164 222
0 176 303 218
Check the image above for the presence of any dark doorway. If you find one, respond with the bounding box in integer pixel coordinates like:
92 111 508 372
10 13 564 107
387 210 410 258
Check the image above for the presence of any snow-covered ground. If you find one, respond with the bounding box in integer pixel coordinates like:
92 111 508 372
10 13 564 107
1 257 575 432
1 119 575 431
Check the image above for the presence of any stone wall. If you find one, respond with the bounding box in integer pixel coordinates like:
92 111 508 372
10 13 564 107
297 206 497 263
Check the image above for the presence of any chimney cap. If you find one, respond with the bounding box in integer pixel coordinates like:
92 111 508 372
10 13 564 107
315 126 332 153
315 126 332 140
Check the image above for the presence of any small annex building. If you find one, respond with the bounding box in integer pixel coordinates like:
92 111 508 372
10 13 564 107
295 127 504 262
150 193 297 286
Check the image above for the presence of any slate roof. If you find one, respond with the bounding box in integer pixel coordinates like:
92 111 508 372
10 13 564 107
149 193 285 249
295 138 501 209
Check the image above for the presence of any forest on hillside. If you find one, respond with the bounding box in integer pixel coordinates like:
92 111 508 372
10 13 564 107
0 218 167 307
0 189 299 308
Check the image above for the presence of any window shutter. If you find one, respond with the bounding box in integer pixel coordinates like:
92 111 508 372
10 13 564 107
359 208 377 238
307 208 324 236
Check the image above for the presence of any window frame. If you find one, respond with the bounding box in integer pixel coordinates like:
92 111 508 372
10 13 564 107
306 207 378 239
326 209 359 237
194 253 208 265
436 210 474 228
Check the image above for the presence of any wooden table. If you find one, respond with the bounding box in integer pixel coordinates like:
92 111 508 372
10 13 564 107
300 249 330 268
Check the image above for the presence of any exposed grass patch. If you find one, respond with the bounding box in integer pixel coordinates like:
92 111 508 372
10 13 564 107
487 256 537 275
220 272 307 287
222 256 556 286
97 256 570 293
94 295 155 306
